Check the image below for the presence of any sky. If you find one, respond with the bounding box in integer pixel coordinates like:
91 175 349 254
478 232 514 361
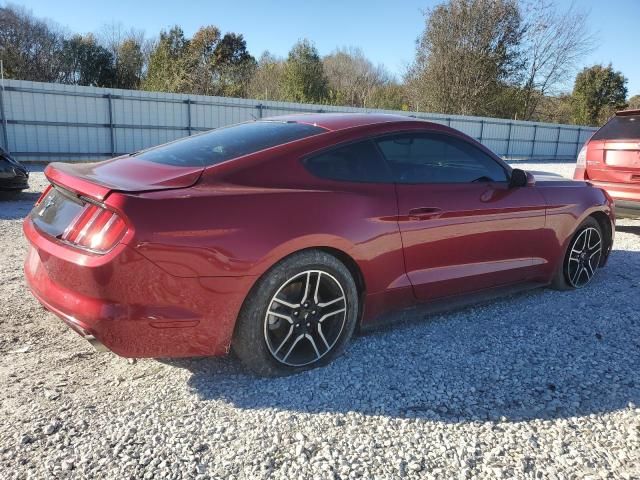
13 0 640 96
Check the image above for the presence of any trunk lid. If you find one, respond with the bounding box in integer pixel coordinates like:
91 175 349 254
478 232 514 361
46 155 203 201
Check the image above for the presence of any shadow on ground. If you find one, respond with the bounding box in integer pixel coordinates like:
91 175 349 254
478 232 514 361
0 191 41 220
617 224 640 235
166 249 640 423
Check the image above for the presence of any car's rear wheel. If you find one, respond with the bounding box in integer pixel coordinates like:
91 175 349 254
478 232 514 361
552 217 603 290
233 250 359 376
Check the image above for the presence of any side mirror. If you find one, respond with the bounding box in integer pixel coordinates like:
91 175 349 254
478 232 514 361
509 168 528 188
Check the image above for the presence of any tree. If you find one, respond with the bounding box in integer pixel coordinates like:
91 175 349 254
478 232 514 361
186 25 221 95
0 5 64 82
516 1 595 120
114 38 144 89
58 34 115 86
628 95 640 110
211 33 256 97
248 51 286 100
407 0 524 116
572 64 627 126
323 47 390 107
142 26 190 92
282 39 328 103
99 22 146 89
367 83 409 111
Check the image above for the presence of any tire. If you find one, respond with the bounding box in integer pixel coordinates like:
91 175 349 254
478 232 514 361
233 250 359 376
551 216 604 290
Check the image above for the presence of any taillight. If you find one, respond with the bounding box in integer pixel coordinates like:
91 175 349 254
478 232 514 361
576 145 587 167
62 202 127 253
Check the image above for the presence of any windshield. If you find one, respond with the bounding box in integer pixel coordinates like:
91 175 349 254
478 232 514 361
134 121 326 167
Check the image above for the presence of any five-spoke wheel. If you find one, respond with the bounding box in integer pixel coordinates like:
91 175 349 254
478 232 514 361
566 226 602 288
264 270 347 366
233 250 358 376
553 217 605 290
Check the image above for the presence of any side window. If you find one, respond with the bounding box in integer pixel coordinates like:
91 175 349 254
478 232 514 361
376 133 508 184
304 140 391 183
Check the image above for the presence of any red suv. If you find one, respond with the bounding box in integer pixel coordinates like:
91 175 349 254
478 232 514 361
574 109 640 218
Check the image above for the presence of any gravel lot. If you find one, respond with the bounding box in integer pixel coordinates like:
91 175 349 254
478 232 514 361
1 161 639 479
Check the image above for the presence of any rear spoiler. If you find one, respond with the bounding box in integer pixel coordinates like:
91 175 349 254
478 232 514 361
45 164 112 202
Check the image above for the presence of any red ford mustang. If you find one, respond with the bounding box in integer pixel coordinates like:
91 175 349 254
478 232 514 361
24 114 614 375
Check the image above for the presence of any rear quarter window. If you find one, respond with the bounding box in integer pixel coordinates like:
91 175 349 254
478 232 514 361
134 121 326 167
592 115 640 141
304 140 391 183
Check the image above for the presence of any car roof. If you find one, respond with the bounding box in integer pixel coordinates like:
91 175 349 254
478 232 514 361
263 113 429 132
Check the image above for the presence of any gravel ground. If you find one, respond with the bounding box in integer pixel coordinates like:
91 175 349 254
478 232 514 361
1 161 639 479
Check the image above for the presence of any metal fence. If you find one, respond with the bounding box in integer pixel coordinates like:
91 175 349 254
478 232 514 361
0 79 596 162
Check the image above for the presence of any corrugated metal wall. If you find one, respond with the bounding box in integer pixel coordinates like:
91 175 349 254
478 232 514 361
0 79 596 162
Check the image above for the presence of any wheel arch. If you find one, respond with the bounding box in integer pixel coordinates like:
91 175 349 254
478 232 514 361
588 210 614 266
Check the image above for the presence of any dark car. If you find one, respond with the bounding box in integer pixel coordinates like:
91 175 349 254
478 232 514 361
0 147 29 193
24 114 614 376
574 109 640 218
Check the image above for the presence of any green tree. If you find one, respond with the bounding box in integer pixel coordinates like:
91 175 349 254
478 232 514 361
248 51 286 100
628 95 640 110
282 39 328 103
0 5 64 82
114 38 144 89
572 64 628 126
186 25 221 95
407 0 524 116
142 26 190 92
212 33 256 97
368 83 409 110
58 34 115 86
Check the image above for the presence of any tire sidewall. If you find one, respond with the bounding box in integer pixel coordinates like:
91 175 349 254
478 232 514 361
233 250 359 376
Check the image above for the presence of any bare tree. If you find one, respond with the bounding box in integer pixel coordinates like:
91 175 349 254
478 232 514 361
99 22 147 89
518 0 595 120
323 47 391 107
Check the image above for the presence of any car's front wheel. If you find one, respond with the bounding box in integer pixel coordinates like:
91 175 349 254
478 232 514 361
552 217 604 290
233 250 359 376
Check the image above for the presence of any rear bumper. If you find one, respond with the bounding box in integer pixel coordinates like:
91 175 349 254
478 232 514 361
23 217 254 358
583 179 640 219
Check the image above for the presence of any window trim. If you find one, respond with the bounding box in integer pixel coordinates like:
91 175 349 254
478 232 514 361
372 130 512 185
300 128 512 186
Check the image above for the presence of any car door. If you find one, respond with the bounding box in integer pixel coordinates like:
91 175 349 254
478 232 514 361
375 131 547 301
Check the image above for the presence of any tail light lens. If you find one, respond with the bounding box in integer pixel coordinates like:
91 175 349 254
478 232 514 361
576 145 587 167
62 202 127 253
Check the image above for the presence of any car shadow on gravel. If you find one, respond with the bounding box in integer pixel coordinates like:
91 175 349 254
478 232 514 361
168 249 640 423
0 193 40 220
617 224 640 235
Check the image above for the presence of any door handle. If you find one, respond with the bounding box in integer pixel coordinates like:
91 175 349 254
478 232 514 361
408 207 443 220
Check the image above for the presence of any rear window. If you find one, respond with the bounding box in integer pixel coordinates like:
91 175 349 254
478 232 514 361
592 114 640 141
134 121 326 166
